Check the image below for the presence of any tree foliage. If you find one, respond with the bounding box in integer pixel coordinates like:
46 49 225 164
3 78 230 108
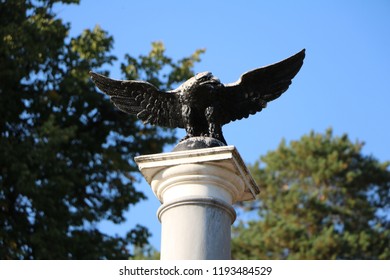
0 0 204 259
232 129 390 259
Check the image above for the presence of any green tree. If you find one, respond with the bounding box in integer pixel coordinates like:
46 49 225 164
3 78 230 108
232 129 390 259
0 0 204 259
130 244 160 260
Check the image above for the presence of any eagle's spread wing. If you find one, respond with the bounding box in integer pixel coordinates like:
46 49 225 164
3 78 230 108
90 72 184 128
219 49 305 124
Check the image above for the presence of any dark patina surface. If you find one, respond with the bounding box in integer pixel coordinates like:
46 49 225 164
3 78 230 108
90 49 305 148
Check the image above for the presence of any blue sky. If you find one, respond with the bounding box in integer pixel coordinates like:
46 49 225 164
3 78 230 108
56 0 390 251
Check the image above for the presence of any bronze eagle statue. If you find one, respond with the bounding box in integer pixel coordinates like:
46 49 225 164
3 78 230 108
90 49 305 145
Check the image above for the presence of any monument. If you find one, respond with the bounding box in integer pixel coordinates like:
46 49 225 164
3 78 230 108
90 49 305 259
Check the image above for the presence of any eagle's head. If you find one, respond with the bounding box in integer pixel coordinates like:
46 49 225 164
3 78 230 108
176 71 223 94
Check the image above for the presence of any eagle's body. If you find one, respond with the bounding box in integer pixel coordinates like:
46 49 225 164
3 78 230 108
174 71 227 142
90 49 305 145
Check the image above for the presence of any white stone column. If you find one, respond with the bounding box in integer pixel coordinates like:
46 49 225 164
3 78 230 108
135 145 259 260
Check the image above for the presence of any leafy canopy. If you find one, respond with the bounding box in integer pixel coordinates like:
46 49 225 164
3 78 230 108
0 0 204 259
232 129 390 259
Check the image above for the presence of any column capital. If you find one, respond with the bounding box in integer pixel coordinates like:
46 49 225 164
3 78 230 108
135 146 260 204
